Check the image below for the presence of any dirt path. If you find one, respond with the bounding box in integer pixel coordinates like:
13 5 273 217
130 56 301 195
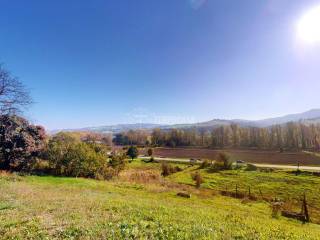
140 156 192 163
140 156 320 171
253 164 320 171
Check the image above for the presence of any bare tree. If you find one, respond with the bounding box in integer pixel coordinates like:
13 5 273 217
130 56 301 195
0 65 32 115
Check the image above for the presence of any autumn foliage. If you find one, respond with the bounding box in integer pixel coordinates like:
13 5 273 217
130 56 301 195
0 115 46 170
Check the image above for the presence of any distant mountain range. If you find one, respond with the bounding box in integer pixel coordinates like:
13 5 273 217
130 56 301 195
52 109 320 134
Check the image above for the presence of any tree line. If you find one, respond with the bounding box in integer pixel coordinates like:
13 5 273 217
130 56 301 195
114 123 320 151
151 123 320 150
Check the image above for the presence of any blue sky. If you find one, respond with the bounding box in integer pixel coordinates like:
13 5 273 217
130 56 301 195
1 0 320 130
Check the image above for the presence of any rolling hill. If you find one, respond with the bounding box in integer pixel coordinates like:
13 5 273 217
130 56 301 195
53 109 320 133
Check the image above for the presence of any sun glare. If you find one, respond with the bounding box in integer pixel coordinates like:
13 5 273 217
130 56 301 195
297 5 320 44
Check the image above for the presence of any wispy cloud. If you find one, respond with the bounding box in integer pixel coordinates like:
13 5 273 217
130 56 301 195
125 107 196 125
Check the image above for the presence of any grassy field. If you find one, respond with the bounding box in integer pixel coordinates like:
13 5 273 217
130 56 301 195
128 159 320 223
151 147 320 165
168 166 320 222
1 162 320 239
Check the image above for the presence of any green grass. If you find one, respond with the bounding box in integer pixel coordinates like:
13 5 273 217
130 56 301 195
0 171 320 239
130 159 320 220
120 159 320 223
168 165 320 222
170 166 320 196
126 158 158 169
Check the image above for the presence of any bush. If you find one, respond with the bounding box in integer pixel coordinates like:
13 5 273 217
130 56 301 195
210 153 232 172
147 148 153 157
199 160 211 169
95 166 118 180
45 133 124 180
210 161 226 172
127 146 139 160
218 153 232 170
173 166 183 172
0 115 46 171
161 163 182 177
161 163 171 177
109 153 127 172
245 163 258 171
232 164 242 170
191 171 204 188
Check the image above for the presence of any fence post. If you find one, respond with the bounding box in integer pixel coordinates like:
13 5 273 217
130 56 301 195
259 188 263 199
235 184 238 198
302 193 310 223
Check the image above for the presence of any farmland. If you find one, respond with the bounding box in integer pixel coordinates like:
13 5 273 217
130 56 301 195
151 147 320 166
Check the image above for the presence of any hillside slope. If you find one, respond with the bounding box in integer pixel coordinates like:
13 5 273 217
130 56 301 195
53 109 320 133
1 173 319 239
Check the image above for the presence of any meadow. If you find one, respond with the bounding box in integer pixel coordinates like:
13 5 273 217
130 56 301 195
168 165 320 223
1 159 320 240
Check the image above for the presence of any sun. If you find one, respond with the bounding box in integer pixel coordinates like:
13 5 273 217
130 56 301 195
297 5 320 44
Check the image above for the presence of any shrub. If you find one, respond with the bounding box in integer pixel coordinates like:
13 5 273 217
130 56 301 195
161 163 171 177
218 152 232 170
58 142 108 178
109 153 127 172
45 133 123 180
199 160 210 169
173 166 183 172
127 146 139 160
177 192 191 198
147 148 153 157
245 163 258 171
0 115 46 171
191 171 204 188
210 161 226 172
210 153 232 172
161 163 182 176
233 164 242 170
30 159 51 174
46 132 79 175
95 166 118 180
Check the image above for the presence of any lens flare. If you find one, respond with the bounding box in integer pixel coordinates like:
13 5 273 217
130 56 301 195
297 5 320 44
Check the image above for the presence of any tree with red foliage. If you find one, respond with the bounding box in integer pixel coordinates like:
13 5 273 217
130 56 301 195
0 115 46 170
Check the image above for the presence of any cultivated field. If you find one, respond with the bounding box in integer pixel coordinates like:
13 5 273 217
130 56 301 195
152 148 320 165
1 160 320 239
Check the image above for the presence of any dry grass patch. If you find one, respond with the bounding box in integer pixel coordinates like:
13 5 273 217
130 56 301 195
119 169 162 184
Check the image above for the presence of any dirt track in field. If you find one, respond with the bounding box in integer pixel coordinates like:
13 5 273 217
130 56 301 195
151 148 320 166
